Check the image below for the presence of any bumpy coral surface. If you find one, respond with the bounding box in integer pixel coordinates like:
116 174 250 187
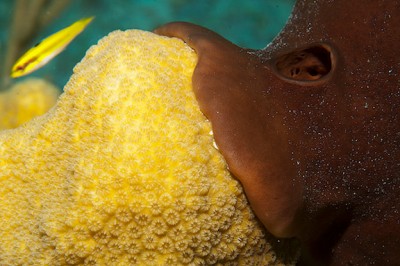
0 30 297 265
0 78 60 129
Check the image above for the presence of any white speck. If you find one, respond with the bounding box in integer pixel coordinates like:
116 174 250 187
209 130 213 136
364 102 369 108
212 140 219 150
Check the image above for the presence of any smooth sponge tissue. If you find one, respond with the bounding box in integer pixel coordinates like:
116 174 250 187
0 30 297 265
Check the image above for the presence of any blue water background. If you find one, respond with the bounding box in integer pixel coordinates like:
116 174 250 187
0 0 295 89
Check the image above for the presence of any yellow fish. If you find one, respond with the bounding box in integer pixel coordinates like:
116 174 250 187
11 17 94 78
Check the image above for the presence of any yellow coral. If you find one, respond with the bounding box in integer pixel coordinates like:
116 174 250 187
0 30 297 265
0 78 60 129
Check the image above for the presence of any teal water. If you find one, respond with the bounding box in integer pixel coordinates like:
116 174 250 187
0 0 295 89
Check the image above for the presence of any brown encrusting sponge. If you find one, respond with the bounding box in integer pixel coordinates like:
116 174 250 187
0 30 298 265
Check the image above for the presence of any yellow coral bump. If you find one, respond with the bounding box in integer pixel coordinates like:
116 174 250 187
0 30 297 265
0 78 60 129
